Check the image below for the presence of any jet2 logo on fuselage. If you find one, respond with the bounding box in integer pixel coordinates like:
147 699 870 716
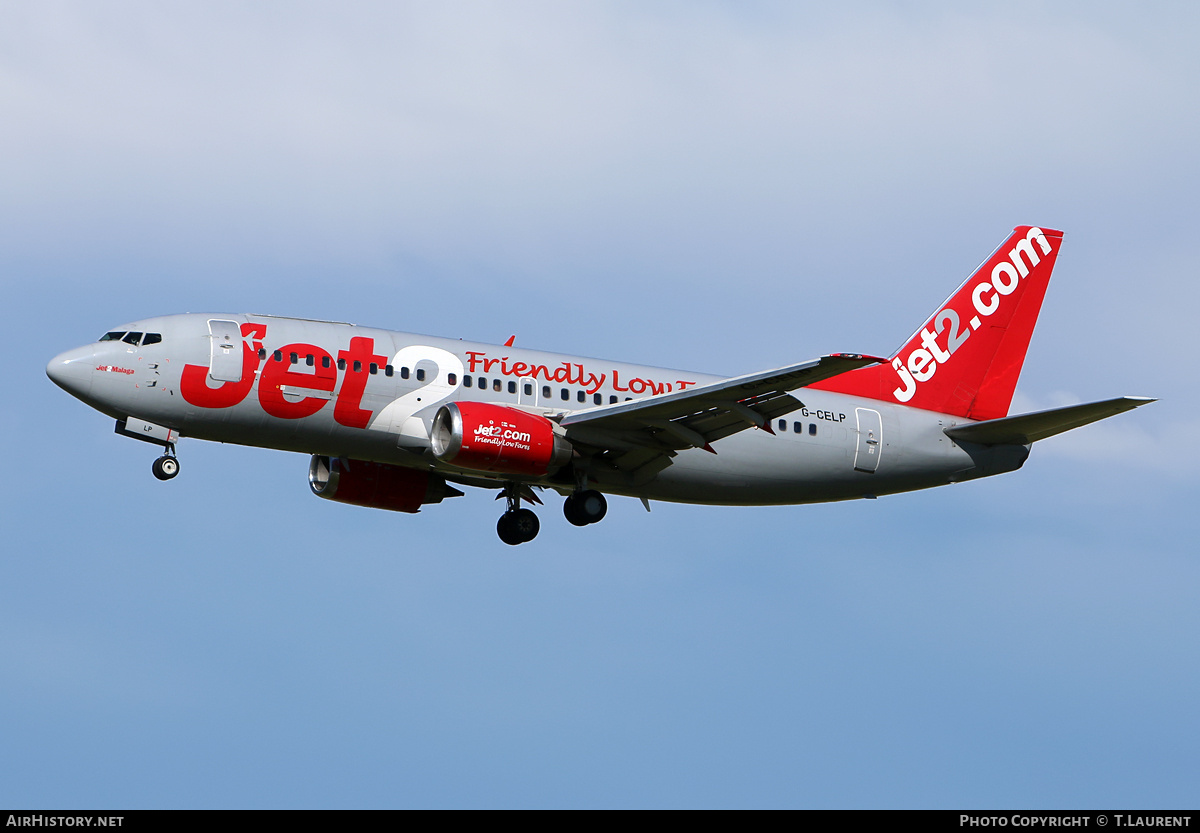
180 323 389 430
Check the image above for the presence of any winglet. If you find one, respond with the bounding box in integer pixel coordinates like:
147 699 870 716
504 335 516 347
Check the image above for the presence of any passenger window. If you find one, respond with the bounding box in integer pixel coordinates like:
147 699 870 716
323 356 332 369
560 388 569 401
794 422 802 433
369 363 378 375
593 393 602 405
577 391 585 403
625 397 632 401
384 364 393 376
337 358 346 371
523 384 532 396
463 376 472 388
542 386 551 399
478 376 486 388
307 355 315 367
290 352 298 364
809 424 817 436
506 381 515 394
258 348 267 360
416 369 426 382
99 332 125 342
448 373 457 386
123 332 143 345
400 366 409 379
353 360 362 373
778 419 786 431
142 333 162 346
609 396 617 404
493 379 502 392
274 350 283 362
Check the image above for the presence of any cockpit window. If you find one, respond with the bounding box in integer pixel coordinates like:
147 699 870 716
99 331 161 346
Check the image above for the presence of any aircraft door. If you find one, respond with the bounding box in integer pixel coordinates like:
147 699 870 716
518 376 536 406
207 319 243 382
854 407 883 473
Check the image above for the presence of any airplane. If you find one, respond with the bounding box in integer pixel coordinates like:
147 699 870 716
47 226 1153 545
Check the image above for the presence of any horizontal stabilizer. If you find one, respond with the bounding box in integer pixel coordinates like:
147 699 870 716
944 396 1156 446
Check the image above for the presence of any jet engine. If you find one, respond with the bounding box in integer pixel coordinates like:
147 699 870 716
430 402 572 476
308 455 462 513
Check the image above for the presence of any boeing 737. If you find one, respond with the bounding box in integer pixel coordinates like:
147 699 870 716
47 226 1152 544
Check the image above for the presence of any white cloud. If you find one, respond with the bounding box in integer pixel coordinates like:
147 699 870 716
3 1 1197 276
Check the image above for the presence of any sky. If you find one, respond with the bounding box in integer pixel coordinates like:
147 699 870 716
2 0 1198 809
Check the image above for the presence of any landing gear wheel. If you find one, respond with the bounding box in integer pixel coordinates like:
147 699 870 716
152 455 179 481
511 508 540 543
497 514 521 545
564 490 607 526
563 495 587 526
497 508 540 545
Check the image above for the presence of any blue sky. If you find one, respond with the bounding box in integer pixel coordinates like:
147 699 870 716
3 1 1197 808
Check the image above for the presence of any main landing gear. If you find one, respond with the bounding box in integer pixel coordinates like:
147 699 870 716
497 483 541 546
151 444 180 481
494 483 609 545
563 489 607 526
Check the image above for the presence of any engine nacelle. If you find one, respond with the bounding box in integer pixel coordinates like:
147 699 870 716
430 402 573 476
308 456 463 513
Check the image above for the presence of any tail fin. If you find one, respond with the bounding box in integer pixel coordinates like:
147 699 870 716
812 225 1063 421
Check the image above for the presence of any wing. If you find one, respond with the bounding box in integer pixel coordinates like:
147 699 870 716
561 353 883 484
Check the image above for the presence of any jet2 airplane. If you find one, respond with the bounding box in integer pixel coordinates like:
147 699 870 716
47 226 1153 544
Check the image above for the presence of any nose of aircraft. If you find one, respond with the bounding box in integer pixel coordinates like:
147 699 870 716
46 345 98 401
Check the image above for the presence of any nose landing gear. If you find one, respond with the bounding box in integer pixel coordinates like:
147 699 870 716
497 483 541 545
114 418 182 482
151 442 180 481
151 454 180 481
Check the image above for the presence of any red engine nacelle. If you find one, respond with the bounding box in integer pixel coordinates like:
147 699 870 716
430 402 573 476
308 456 463 513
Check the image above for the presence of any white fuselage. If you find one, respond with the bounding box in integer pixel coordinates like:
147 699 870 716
46 313 1025 506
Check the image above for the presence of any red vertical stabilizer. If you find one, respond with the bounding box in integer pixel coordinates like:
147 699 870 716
812 226 1063 421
